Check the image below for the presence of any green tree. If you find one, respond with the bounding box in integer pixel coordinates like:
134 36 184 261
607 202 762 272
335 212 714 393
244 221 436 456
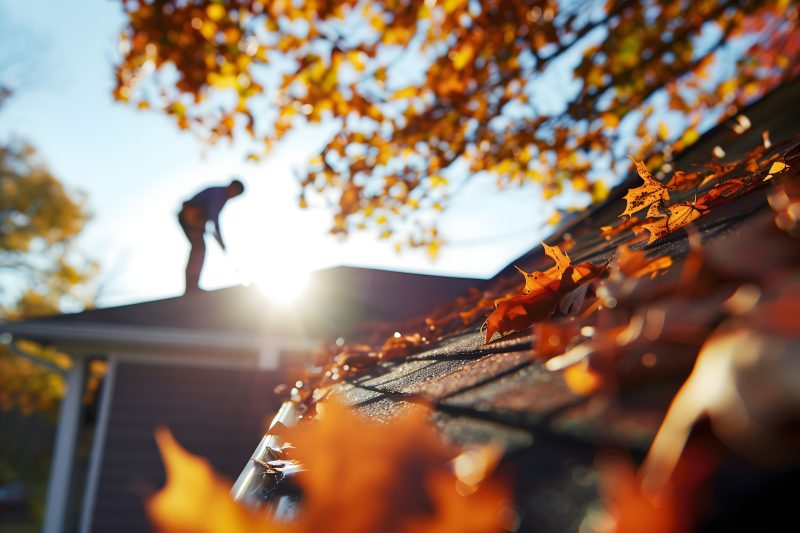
114 0 800 254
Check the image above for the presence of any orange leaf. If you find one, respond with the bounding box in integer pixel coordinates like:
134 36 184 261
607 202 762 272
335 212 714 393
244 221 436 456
641 201 706 244
485 261 604 343
601 217 644 239
595 455 680 533
381 332 424 360
147 427 282 533
513 243 571 295
484 283 561 343
563 360 602 396
286 400 510 532
646 202 666 219
542 241 570 276
149 402 510 533
513 265 553 295
534 321 577 359
622 157 670 217
615 245 673 279
665 170 701 191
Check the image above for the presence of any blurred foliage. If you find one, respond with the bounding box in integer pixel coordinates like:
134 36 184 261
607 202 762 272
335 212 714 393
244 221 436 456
0 97 98 416
115 0 799 253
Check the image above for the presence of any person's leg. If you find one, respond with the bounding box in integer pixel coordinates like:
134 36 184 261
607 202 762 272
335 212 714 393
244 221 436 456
179 211 206 293
185 232 205 292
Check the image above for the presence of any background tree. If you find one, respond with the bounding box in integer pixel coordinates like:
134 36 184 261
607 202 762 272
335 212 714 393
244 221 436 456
0 83 98 529
114 0 800 254
0 88 98 415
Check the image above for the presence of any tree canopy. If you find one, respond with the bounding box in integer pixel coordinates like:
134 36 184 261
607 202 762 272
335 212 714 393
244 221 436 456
0 112 98 414
0 141 95 319
114 0 800 253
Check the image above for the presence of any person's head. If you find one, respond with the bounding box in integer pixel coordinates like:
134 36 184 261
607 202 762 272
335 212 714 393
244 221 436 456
227 178 245 198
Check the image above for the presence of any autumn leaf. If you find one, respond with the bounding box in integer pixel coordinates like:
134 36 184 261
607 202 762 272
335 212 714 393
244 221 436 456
593 455 681 533
381 332 424 360
621 157 670 217
147 427 282 533
646 202 666 219
405 471 511 533
563 360 603 396
614 245 673 279
149 401 510 533
534 321 576 359
665 170 702 191
285 400 510 533
601 217 645 239
542 241 570 276
114 0 797 252
641 201 707 244
513 265 552 295
485 244 604 343
484 284 561 343
642 323 800 494
763 160 788 181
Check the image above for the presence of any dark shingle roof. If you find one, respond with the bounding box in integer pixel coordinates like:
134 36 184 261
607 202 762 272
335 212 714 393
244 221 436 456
326 77 800 531
3 266 485 341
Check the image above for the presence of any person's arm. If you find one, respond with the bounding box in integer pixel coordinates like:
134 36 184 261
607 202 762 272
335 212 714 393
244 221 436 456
211 215 226 251
204 189 229 251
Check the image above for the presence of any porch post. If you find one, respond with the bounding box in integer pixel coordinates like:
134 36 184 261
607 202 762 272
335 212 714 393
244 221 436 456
43 355 87 533
78 357 117 533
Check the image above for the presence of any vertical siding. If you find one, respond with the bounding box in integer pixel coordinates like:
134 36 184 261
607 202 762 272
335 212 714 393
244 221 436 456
89 361 281 532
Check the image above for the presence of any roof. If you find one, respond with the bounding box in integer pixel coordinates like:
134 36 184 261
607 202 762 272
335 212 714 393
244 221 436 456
0 266 484 351
315 78 800 530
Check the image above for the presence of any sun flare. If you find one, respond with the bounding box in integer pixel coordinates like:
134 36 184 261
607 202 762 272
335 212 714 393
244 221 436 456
252 264 311 305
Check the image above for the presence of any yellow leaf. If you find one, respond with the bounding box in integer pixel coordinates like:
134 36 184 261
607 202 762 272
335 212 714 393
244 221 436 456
429 175 448 188
768 161 787 175
209 72 238 89
621 157 670 217
393 86 417 99
591 180 609 203
658 122 670 141
646 202 665 219
602 112 620 128
347 50 366 71
428 240 441 260
451 44 474 70
206 4 226 22
680 128 699 146
199 20 217 40
641 202 704 244
541 242 570 276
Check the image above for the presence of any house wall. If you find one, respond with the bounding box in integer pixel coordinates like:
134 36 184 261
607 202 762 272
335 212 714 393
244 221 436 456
85 360 283 532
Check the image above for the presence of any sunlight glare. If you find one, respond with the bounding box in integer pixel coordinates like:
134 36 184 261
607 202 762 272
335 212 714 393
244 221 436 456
253 264 311 305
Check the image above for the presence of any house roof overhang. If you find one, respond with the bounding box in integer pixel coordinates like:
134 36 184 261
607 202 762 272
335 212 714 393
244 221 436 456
0 320 271 355
0 266 485 357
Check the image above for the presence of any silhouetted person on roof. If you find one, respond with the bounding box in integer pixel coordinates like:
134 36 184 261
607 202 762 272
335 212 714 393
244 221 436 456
178 179 245 293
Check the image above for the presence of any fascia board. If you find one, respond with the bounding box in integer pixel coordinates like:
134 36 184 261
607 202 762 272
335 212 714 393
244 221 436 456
0 321 273 354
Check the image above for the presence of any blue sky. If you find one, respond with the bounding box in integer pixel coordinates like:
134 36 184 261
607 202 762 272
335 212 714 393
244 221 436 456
0 0 557 307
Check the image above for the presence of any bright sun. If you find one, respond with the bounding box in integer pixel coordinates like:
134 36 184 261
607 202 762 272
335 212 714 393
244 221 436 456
252 264 311 305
